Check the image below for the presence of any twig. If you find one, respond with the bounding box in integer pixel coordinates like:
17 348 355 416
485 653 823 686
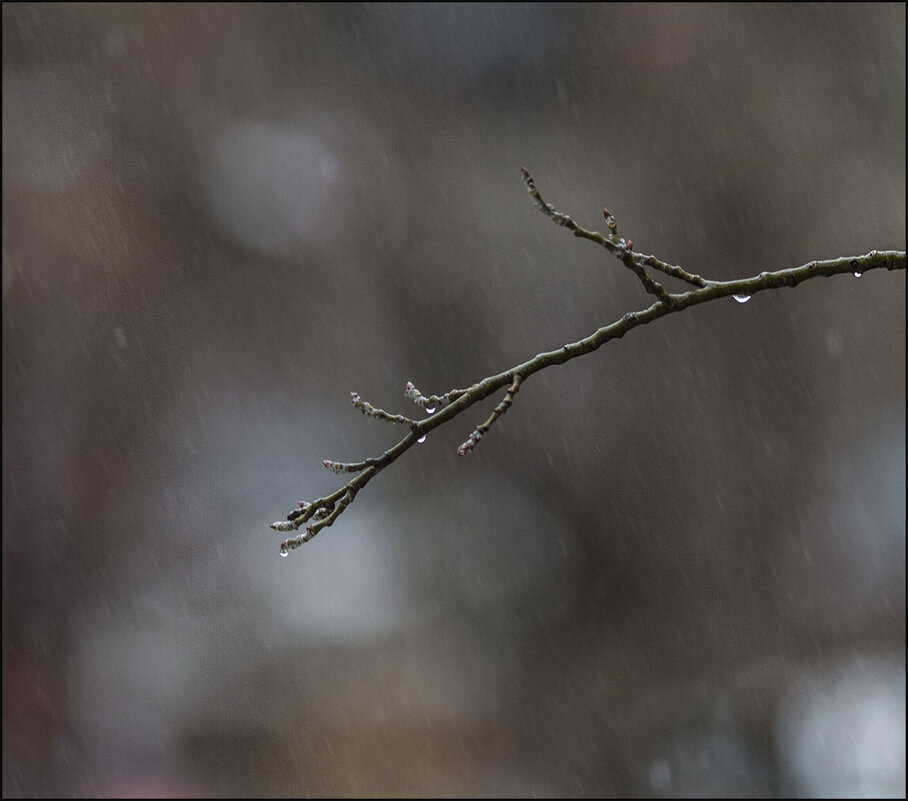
270 170 905 554
521 168 676 304
350 392 415 427
458 373 523 456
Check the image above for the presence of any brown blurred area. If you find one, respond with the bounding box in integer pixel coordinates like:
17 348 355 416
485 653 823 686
2 3 904 797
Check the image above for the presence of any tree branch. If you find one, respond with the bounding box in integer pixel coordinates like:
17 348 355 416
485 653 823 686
270 170 906 555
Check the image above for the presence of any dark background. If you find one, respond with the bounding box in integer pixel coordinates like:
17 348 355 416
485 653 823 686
3 3 905 797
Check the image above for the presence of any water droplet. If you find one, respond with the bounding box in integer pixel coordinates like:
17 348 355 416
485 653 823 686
280 545 289 557
733 293 751 304
425 405 436 415
417 434 427 443
852 271 862 278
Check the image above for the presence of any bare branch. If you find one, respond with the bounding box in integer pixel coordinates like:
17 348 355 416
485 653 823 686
270 171 905 555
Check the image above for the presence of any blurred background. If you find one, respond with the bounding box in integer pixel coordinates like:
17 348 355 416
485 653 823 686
2 3 905 797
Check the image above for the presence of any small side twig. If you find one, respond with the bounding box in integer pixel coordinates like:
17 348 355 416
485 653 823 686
638 252 707 287
405 381 465 413
521 168 675 305
350 392 415 427
458 373 523 456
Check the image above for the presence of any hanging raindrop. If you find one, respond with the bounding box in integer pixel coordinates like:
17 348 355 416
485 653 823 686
417 434 427 443
425 405 436 415
852 271 862 278
733 293 752 303
280 545 289 557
